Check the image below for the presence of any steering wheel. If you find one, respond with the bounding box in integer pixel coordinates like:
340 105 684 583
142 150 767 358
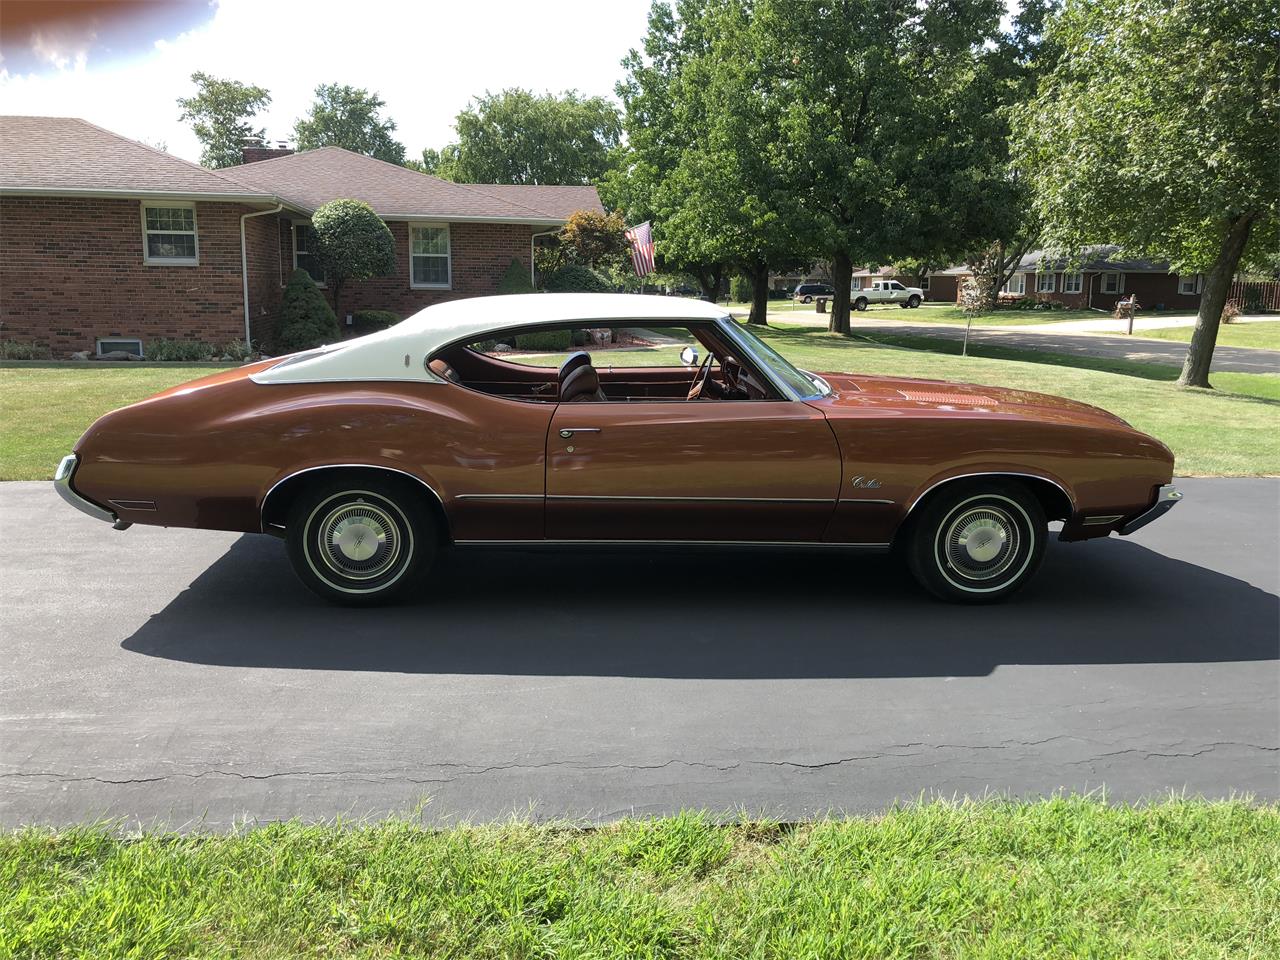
686 352 714 400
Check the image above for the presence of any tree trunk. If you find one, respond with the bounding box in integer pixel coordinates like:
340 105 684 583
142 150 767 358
747 259 770 325
1178 214 1255 388
693 264 724 302
828 251 853 334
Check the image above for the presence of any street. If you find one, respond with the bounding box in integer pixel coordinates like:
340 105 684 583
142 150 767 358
2 478 1277 828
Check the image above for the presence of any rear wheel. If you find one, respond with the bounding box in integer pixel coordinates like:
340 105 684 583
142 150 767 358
906 482 1046 603
854 297 868 311
285 478 435 605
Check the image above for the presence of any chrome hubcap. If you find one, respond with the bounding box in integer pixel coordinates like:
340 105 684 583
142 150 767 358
943 506 1019 581
317 500 401 580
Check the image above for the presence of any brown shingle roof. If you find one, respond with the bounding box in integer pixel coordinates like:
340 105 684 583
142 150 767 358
221 147 596 223
0 116 272 200
462 183 605 219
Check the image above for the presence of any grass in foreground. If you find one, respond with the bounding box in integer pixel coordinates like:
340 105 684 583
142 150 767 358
3 799 1276 959
1130 319 1280 350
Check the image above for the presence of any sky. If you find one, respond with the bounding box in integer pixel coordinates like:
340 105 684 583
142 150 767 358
0 0 654 162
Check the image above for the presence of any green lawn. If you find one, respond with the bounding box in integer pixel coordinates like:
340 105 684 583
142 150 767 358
1131 320 1280 350
3 322 1277 479
4 799 1276 959
727 300 1106 325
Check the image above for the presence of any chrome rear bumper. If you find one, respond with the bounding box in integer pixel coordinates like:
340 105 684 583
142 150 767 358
1118 484 1182 536
54 454 130 529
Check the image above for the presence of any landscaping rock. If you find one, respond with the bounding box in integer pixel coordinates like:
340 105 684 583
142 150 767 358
68 351 91 361
93 350 141 361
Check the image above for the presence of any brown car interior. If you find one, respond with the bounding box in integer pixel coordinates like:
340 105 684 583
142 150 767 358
428 323 774 403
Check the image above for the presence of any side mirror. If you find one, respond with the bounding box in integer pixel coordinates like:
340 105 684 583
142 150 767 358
679 345 699 366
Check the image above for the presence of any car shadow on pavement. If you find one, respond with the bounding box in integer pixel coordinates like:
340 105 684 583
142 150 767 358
120 533 1279 679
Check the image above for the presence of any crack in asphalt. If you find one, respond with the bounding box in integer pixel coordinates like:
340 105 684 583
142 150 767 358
4 740 1277 787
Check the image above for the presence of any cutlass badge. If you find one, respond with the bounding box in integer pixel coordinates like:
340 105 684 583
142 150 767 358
850 475 882 489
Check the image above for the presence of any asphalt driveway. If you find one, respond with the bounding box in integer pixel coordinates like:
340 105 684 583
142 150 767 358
2 478 1276 829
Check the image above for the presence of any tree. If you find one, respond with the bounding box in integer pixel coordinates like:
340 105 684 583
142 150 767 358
310 200 396 321
757 0 1015 333
1016 0 1278 387
413 144 461 179
294 85 406 164
176 71 271 168
429 89 622 185
277 269 339 353
605 1 734 302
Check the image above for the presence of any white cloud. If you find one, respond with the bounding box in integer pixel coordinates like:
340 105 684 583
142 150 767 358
0 0 652 162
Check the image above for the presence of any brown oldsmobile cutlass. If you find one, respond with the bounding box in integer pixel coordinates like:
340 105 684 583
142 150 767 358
54 293 1181 604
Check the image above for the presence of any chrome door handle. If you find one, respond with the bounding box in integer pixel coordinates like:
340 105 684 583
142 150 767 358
559 427 601 439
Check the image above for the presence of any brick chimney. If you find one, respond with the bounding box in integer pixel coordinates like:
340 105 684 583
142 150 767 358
240 139 293 165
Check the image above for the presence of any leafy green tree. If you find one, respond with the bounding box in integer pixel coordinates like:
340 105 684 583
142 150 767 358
176 71 271 168
429 89 621 185
277 269 339 353
412 144 462 179
606 1 733 302
757 0 1014 333
310 200 396 320
294 85 406 164
1016 0 1278 387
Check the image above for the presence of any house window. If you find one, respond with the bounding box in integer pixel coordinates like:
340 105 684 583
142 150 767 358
1101 272 1124 294
1002 273 1026 295
292 222 325 284
409 223 451 288
851 278 861 290
97 337 143 357
141 203 197 264
1036 273 1056 294
1062 272 1084 294
1178 274 1202 295
919 275 930 290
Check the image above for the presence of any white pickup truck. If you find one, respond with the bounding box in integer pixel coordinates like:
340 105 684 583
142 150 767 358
852 279 924 310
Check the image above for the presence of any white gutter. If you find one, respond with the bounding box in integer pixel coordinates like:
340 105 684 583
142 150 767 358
240 203 283 345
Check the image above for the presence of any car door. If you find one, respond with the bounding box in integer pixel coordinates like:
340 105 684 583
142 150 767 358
545 398 842 542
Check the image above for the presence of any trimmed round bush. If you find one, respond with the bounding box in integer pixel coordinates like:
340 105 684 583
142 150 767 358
276 269 339 353
350 310 400 336
542 264 612 293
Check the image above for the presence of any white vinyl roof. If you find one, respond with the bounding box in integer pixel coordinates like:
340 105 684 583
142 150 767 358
251 293 731 385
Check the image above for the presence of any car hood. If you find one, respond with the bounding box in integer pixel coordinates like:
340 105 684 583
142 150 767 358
813 372 1133 429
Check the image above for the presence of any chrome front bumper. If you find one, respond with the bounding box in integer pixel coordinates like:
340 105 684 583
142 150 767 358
54 454 129 529
1118 483 1182 536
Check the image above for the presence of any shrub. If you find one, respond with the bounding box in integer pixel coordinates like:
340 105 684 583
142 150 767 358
219 339 256 361
145 338 216 361
513 329 573 351
0 339 51 360
277 269 340 353
311 199 396 319
542 264 612 293
1222 299 1242 324
350 310 400 336
1242 286 1265 313
730 274 752 302
497 258 535 295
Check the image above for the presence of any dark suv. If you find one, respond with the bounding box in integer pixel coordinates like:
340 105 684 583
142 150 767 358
793 282 835 303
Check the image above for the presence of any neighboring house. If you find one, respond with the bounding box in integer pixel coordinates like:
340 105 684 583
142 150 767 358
850 266 957 303
0 116 602 356
937 247 1206 311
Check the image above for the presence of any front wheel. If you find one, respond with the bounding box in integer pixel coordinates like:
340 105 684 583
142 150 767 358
907 295 921 308
285 478 436 605
905 482 1046 603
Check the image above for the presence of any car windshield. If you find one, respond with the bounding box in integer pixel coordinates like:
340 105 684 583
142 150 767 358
722 320 830 399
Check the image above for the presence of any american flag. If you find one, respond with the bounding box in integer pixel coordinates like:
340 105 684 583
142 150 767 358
624 221 656 278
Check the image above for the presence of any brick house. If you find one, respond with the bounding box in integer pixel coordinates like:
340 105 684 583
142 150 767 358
937 247 1207 311
0 116 603 356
